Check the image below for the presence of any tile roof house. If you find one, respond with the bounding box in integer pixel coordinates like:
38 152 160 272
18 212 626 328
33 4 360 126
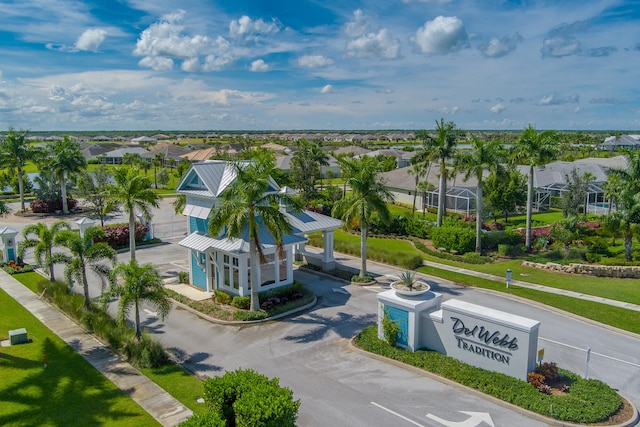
176 160 342 296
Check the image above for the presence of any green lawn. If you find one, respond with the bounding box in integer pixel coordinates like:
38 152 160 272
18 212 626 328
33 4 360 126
0 288 159 427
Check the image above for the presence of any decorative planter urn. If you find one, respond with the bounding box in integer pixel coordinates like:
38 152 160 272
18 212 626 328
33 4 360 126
391 281 431 297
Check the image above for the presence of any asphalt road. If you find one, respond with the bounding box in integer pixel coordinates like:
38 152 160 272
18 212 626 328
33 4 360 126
8 199 640 426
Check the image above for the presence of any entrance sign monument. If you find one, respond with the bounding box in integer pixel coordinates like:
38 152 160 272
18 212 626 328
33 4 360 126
378 289 540 381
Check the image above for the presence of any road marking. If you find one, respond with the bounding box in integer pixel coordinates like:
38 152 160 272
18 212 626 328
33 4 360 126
426 411 495 427
371 402 426 427
540 337 640 368
143 308 158 317
332 288 349 295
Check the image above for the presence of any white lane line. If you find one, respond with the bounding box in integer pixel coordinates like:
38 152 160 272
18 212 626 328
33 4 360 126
371 402 426 427
540 337 640 368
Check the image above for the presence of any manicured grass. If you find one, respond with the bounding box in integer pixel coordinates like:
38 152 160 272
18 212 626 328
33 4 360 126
416 265 640 335
141 364 207 415
0 288 159 427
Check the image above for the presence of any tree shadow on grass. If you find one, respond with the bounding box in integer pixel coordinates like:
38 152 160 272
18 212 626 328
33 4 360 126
0 337 152 427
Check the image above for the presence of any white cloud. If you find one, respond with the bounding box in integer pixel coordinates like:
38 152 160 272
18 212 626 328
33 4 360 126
345 29 401 59
229 15 280 42
297 55 334 68
133 10 232 72
478 34 523 58
413 16 468 54
540 37 581 57
251 59 269 72
321 84 333 94
74 29 107 52
344 9 369 38
539 94 580 105
490 103 506 114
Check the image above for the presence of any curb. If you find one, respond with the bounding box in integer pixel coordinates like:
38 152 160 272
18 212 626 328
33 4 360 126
347 337 639 427
169 294 318 326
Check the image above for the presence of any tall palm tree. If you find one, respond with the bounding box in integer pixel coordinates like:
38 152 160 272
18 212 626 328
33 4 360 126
49 136 87 214
153 152 165 189
332 156 394 279
408 157 430 215
0 128 42 212
54 226 117 309
108 167 160 261
106 260 171 340
511 125 559 251
416 119 459 226
454 137 505 253
289 139 329 200
208 158 299 311
17 220 70 282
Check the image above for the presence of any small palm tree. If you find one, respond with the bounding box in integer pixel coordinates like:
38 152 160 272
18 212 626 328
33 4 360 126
106 260 171 340
0 200 10 217
55 226 117 309
18 220 70 282
454 137 505 254
416 119 459 227
511 125 559 251
0 128 43 212
208 158 299 311
333 156 394 279
108 167 160 261
49 136 87 214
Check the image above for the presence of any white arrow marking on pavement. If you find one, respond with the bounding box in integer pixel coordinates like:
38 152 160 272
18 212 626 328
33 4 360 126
426 411 495 427
143 308 158 317
332 288 349 295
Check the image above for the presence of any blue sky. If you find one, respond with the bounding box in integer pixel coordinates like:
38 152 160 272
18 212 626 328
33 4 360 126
1 0 638 131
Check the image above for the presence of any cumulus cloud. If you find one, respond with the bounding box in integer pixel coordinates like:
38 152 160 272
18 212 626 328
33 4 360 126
413 16 468 54
345 29 401 59
321 84 333 94
541 37 581 57
133 10 233 71
478 33 522 58
251 59 269 72
75 29 107 52
297 55 333 68
539 94 580 105
344 9 369 38
490 103 506 114
229 15 280 42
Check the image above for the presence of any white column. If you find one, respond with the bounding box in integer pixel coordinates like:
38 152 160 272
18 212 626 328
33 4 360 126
322 230 335 271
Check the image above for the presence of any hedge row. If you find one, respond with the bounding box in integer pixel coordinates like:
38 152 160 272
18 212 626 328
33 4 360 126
355 325 621 424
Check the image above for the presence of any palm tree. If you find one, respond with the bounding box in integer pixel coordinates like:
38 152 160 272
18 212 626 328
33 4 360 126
54 226 117 309
49 136 87 214
153 152 165 189
408 158 430 215
332 156 394 279
454 137 505 253
0 200 10 217
603 191 640 262
0 128 42 212
108 167 160 261
208 158 299 311
416 119 459 226
17 220 70 282
511 125 559 251
289 139 329 200
106 260 171 340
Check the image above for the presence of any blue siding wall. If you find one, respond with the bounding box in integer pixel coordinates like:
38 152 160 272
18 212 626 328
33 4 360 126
189 216 209 234
385 305 409 346
191 252 207 290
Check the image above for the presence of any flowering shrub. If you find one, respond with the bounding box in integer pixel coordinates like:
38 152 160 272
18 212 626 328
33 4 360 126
94 223 149 248
1 260 34 274
30 198 78 213
536 361 558 381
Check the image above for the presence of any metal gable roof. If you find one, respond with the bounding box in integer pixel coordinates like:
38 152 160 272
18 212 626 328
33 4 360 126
179 226 307 255
284 209 343 233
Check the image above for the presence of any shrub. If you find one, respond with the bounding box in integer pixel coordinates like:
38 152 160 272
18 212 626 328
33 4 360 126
2 260 34 274
94 223 149 248
202 369 300 427
536 362 558 381
382 310 401 346
498 244 524 257
179 412 226 427
233 310 269 321
213 289 232 305
30 198 78 213
431 226 475 254
231 296 251 310
178 271 189 283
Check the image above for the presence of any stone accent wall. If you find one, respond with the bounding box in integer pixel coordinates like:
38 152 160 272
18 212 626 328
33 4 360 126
521 261 640 278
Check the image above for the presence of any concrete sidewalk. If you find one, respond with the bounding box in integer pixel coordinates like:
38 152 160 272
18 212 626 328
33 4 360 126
0 270 193 427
